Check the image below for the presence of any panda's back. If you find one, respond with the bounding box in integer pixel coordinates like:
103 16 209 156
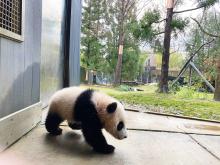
49 87 85 122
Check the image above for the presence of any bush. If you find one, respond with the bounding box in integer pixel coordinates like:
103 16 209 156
175 86 210 100
117 85 133 91
168 81 181 93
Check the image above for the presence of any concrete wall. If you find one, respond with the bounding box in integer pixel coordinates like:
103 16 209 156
0 0 42 118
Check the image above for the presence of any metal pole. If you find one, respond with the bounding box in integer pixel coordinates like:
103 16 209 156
171 40 214 87
188 65 192 86
171 62 190 86
189 62 215 92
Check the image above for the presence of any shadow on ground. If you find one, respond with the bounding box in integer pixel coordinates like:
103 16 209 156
43 131 93 156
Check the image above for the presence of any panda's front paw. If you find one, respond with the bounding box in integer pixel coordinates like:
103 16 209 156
104 145 115 154
49 128 63 136
94 144 115 154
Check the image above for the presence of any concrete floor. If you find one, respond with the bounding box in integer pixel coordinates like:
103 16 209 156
1 111 220 165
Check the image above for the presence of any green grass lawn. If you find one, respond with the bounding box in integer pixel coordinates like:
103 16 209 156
81 84 220 121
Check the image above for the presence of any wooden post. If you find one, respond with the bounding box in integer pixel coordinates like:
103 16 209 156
114 33 125 85
214 58 220 101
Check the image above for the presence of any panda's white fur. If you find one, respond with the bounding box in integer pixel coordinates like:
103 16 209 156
91 91 127 139
48 87 84 123
46 87 127 154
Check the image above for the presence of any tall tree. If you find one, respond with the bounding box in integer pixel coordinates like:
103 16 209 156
160 0 174 93
81 0 140 83
159 0 219 93
187 11 220 101
114 0 136 85
130 4 190 87
130 0 218 92
81 0 107 72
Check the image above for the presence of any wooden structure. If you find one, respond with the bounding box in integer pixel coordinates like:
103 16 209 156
142 52 182 83
172 40 215 92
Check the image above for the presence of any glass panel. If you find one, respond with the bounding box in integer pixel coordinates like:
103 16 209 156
40 0 65 106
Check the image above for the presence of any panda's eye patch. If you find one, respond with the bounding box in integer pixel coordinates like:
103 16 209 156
117 121 124 131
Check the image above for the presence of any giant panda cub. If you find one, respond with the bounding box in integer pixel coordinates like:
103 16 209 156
45 87 127 154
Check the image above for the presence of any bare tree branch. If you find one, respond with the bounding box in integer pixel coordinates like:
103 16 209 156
191 39 215 57
154 18 166 24
173 6 203 14
124 0 136 18
174 0 181 7
191 17 220 38
214 11 220 30
119 0 124 13
124 0 131 13
170 50 178 55
136 0 153 18
155 31 165 35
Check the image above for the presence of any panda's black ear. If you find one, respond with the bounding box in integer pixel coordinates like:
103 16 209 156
107 102 117 113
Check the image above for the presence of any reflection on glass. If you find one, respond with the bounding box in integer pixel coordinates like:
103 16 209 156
40 0 65 104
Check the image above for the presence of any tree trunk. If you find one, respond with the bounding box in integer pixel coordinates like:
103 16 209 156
159 0 174 93
114 33 125 85
114 0 134 85
214 58 220 101
114 0 125 85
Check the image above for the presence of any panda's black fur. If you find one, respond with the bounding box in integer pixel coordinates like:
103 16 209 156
45 88 125 154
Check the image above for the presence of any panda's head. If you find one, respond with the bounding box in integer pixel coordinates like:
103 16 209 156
100 101 127 140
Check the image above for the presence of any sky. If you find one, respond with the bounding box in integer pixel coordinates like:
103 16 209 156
138 0 219 18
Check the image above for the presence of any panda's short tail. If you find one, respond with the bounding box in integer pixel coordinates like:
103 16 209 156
45 112 63 135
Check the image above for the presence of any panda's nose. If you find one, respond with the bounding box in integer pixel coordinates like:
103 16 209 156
124 135 127 138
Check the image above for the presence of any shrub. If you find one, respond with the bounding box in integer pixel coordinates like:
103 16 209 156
117 85 133 91
168 81 181 93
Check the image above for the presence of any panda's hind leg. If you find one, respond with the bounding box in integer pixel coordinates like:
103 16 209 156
45 112 63 135
68 122 82 130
